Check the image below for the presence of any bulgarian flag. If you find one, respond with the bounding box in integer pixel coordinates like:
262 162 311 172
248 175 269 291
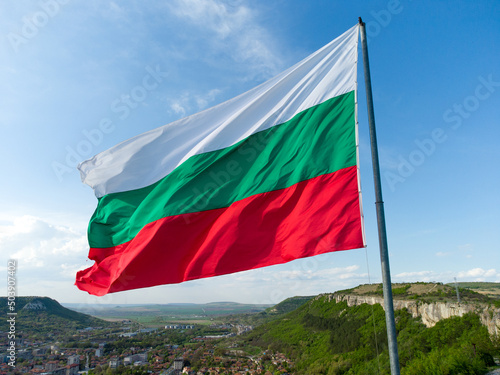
76 24 365 296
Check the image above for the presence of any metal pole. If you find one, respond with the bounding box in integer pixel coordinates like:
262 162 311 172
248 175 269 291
358 17 401 375
454 277 461 304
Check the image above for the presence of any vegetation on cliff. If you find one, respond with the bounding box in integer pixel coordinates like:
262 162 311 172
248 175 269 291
241 290 499 374
340 282 500 306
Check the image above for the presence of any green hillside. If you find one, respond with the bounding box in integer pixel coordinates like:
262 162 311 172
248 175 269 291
240 294 498 374
0 296 113 337
264 296 314 316
220 296 313 326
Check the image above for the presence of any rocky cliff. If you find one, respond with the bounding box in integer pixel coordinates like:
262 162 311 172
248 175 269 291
325 293 500 336
22 299 47 310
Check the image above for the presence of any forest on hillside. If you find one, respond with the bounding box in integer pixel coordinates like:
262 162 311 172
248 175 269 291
242 295 499 374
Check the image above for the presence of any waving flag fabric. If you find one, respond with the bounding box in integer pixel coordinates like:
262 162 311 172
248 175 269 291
75 24 364 296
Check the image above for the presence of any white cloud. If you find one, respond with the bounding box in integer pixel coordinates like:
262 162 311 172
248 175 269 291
457 268 499 279
195 89 222 110
0 215 94 300
255 264 363 284
395 270 434 278
168 88 223 116
60 263 88 279
167 0 282 79
393 268 500 284
393 270 436 282
170 100 187 116
0 215 87 269
169 0 243 39
239 264 369 304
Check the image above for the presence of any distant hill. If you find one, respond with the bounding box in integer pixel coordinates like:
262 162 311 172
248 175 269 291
264 296 314 316
0 296 112 336
211 296 313 327
450 282 500 299
68 301 272 326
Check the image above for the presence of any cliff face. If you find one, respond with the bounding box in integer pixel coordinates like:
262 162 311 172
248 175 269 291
22 299 47 310
326 293 500 336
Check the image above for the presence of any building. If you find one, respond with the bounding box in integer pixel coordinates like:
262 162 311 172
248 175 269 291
32 347 48 356
173 358 184 371
109 358 121 369
51 367 66 375
164 324 195 329
17 349 33 360
124 353 148 366
45 361 59 372
66 363 80 375
139 328 158 333
67 354 80 365
119 332 138 338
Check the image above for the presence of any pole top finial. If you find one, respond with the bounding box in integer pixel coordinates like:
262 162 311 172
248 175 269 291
358 17 364 25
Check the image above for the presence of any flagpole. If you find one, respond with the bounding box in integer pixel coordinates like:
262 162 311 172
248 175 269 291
358 17 401 375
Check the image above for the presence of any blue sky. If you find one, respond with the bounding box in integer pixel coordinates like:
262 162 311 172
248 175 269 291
0 0 499 305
